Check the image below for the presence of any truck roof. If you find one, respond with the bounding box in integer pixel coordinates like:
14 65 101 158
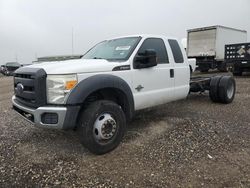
187 25 247 33
106 34 179 41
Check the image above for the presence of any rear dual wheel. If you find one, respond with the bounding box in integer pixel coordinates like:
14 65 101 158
209 76 236 104
209 76 221 102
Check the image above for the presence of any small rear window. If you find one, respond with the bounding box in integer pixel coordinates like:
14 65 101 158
168 39 184 63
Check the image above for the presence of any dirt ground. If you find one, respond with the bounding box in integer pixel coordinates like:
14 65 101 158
0 72 250 187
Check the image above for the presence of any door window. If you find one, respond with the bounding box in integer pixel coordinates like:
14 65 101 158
137 38 169 64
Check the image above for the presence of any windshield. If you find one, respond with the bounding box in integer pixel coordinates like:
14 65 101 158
82 37 141 61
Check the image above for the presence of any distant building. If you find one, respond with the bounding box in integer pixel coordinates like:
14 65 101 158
33 55 82 64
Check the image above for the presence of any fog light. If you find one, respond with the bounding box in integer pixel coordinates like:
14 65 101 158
41 113 58 124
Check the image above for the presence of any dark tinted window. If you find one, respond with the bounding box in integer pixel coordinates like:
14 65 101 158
6 62 20 67
168 39 184 63
137 38 169 64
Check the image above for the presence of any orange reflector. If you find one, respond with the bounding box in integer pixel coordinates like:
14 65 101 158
65 80 77 90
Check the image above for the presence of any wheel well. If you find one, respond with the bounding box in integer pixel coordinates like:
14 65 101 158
81 88 132 121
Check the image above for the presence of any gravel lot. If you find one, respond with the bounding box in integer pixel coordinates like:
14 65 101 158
1 73 250 187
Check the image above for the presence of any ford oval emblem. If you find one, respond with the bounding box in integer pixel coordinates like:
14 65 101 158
16 83 24 95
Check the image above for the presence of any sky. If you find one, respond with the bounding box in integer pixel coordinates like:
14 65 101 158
0 0 249 65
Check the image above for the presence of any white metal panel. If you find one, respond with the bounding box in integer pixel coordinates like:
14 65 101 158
29 59 121 74
171 40 190 101
132 37 175 110
215 27 247 60
132 65 174 110
187 29 216 57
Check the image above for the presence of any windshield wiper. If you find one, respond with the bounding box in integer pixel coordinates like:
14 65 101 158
93 57 103 59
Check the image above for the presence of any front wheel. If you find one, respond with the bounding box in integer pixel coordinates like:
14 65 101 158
78 100 126 155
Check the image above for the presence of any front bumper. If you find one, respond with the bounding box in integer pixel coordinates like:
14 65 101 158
12 96 80 129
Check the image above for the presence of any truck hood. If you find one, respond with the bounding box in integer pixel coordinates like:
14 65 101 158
28 59 122 74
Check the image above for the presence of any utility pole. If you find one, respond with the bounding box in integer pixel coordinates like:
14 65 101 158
72 27 74 55
15 53 18 62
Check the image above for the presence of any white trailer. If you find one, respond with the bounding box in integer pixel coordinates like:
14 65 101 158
187 25 247 72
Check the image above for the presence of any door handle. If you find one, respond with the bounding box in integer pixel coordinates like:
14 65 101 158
170 69 174 78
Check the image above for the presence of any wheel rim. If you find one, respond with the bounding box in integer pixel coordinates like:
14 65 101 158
93 113 117 142
227 82 234 99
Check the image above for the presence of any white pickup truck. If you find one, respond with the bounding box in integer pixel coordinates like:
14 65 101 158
12 35 236 154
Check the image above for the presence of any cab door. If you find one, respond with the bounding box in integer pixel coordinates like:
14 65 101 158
168 39 190 100
132 38 175 110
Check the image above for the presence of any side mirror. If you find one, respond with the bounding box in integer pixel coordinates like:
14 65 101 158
134 49 157 69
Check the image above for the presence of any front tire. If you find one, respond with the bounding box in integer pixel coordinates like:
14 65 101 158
78 100 126 155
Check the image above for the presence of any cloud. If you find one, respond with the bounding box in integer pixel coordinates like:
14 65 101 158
0 0 249 64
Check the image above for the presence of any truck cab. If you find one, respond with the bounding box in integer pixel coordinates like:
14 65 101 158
12 35 235 154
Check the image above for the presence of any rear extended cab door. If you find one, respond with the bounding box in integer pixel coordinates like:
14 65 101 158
131 37 175 110
168 39 190 100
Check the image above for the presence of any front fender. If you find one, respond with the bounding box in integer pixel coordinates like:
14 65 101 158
66 74 134 119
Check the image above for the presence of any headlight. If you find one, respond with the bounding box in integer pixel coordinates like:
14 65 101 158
46 74 78 104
